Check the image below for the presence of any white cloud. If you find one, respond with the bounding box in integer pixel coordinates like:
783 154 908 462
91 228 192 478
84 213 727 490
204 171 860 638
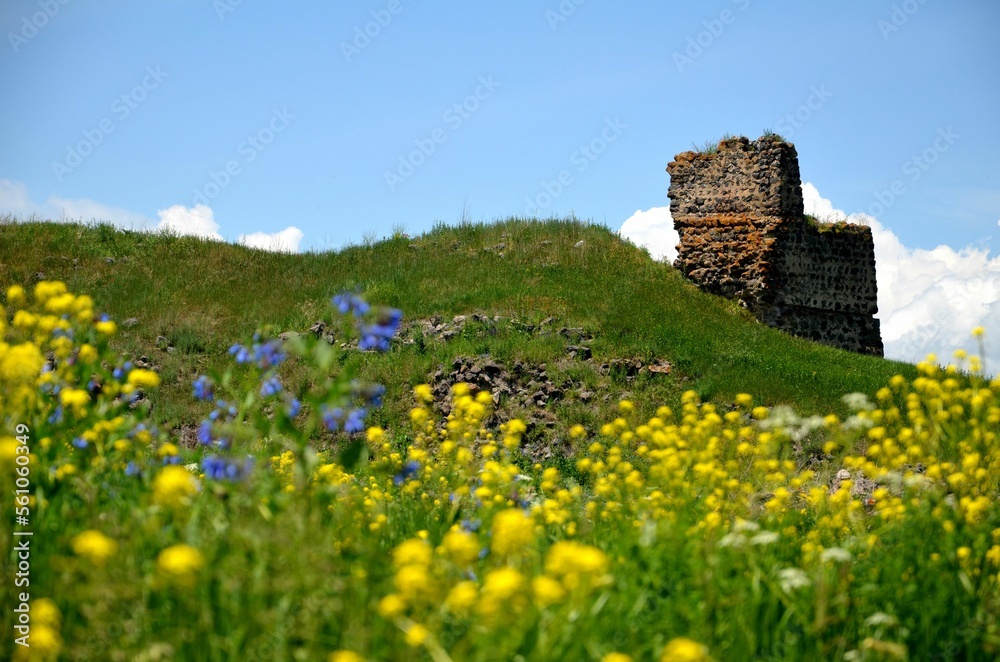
0 180 304 252
801 182 842 221
618 206 678 263
50 195 153 229
620 182 998 368
0 179 34 215
238 226 304 253
802 183 997 367
0 179 153 228
155 204 223 241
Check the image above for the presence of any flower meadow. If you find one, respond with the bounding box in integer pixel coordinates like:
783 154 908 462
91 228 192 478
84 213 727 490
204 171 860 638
2 282 1000 661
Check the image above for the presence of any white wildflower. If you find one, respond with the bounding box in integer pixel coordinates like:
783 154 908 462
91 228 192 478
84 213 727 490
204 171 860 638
842 392 875 411
750 531 780 546
778 568 812 592
732 519 760 533
820 547 852 563
864 612 898 628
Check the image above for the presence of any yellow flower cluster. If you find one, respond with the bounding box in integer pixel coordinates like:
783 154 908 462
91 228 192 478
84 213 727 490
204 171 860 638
660 637 715 662
543 540 611 591
14 598 62 661
71 530 118 566
152 465 200 509
490 508 536 557
157 544 205 589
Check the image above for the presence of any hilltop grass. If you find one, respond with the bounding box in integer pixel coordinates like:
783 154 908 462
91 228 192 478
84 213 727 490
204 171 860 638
0 215 913 442
1 269 998 661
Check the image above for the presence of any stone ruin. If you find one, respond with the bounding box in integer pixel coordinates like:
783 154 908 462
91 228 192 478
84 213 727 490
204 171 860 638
667 135 883 356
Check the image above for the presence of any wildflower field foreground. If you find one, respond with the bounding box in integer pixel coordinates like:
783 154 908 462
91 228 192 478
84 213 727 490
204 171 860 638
2 281 999 661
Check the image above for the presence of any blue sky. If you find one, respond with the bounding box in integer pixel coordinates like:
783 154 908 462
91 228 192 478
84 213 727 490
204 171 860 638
2 0 999 365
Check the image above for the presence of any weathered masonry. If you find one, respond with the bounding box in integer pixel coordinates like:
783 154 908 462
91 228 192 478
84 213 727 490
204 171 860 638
667 135 883 356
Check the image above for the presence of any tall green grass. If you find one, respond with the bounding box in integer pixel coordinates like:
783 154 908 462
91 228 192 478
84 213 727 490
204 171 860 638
0 215 913 436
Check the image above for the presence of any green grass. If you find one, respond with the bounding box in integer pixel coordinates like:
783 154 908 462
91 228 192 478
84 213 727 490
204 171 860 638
0 215 913 440
3 215 998 661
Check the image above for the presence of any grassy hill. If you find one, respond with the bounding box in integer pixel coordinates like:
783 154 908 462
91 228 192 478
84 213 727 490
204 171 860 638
4 217 999 661
0 216 913 440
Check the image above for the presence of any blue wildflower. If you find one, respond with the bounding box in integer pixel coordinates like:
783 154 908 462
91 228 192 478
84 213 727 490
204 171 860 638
333 293 370 317
192 375 214 401
358 307 402 351
113 361 133 381
251 339 286 369
202 455 254 482
198 421 214 445
460 518 481 533
352 381 386 407
322 406 345 432
72 437 88 449
260 375 282 397
285 397 301 418
162 454 181 465
344 407 366 434
229 343 252 364
393 460 421 486
125 462 142 477
48 406 63 425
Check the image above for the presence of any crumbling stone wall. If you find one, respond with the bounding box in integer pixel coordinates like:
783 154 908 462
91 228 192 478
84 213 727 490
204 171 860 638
667 136 883 356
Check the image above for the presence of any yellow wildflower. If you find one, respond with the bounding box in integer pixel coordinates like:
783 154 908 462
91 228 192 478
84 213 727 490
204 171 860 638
78 343 98 364
152 465 199 508
445 581 478 614
71 530 118 566
392 538 432 569
32 598 61 629
157 544 205 588
60 388 90 415
6 284 27 307
33 280 67 304
441 530 480 567
531 575 566 608
126 368 161 389
377 594 406 618
328 651 366 662
412 383 433 403
660 637 714 662
0 342 44 383
405 623 430 647
26 625 62 659
393 565 434 602
544 540 611 590
157 443 180 459
95 319 117 336
0 437 19 470
477 567 526 620
490 508 535 556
